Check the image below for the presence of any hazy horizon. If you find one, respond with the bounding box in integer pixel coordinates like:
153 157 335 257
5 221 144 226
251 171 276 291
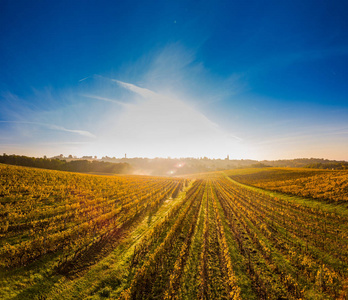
2 152 348 163
1 1 348 161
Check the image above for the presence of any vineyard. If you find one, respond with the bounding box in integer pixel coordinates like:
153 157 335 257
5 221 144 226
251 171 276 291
0 164 347 299
227 168 348 203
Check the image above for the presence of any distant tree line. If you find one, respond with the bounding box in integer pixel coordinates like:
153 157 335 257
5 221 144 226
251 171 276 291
263 158 348 169
0 154 132 174
304 162 348 170
249 163 272 168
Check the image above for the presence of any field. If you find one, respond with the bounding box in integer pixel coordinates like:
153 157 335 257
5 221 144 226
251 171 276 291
1 164 348 299
227 168 348 203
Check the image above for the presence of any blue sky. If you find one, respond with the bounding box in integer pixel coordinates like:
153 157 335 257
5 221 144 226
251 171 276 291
1 0 348 160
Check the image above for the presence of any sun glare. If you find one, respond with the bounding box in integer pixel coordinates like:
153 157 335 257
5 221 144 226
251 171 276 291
82 80 247 159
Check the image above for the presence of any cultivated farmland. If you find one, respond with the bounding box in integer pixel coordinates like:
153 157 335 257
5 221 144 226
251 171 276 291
0 164 347 299
227 168 348 203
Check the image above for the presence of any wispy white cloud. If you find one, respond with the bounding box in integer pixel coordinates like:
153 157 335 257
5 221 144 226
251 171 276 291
78 76 90 82
0 121 96 138
112 80 158 100
48 124 96 138
81 94 132 107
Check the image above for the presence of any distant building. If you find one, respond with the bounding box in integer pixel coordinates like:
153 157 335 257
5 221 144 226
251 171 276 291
225 155 229 160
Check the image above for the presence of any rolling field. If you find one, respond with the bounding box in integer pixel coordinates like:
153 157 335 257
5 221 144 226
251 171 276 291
1 164 347 299
227 168 348 203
